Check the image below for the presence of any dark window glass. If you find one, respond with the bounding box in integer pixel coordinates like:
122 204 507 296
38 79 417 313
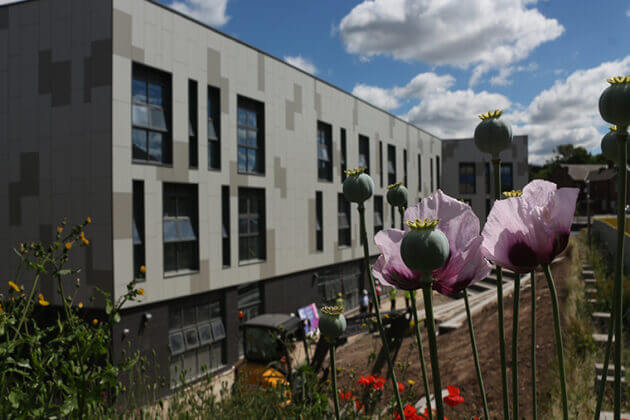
163 183 199 273
391 205 395 228
317 121 333 181
379 141 384 187
374 195 383 234
430 158 434 191
418 154 422 191
404 149 408 187
237 96 265 175
133 181 145 281
358 135 370 174
238 188 266 261
436 156 440 189
208 86 221 170
316 191 323 251
237 283 263 357
486 198 491 216
485 162 490 193
387 144 396 186
132 64 171 164
501 163 513 191
189 80 198 168
337 194 351 246
222 186 230 267
459 163 476 194
340 129 347 182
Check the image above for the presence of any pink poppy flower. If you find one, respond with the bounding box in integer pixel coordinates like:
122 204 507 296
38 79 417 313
481 180 578 273
373 190 491 296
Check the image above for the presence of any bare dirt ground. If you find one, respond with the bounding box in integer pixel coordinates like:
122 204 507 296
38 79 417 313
334 244 575 419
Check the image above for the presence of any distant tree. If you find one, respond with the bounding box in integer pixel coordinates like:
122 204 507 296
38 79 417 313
528 144 609 181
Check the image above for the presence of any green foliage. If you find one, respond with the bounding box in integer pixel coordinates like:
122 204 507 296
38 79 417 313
0 218 143 418
529 143 608 181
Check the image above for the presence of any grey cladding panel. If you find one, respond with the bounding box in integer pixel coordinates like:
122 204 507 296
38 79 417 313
83 38 112 103
38 50 72 107
285 83 302 131
207 48 229 114
9 152 39 226
0 8 7 30
112 9 132 59
257 53 264 92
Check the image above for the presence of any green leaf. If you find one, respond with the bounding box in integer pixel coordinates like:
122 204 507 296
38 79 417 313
56 269 72 276
105 301 113 315
113 313 121 324
8 392 19 409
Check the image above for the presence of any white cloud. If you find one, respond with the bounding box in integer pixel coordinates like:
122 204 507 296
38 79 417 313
626 8 630 18
168 0 230 27
489 62 538 86
352 84 401 110
338 0 563 85
284 55 318 75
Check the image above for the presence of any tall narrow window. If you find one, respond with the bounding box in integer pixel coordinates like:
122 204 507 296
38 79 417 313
189 80 198 168
459 163 476 194
403 149 408 187
338 194 351 246
316 191 323 251
222 186 230 267
430 158 434 191
485 162 490 193
132 64 171 164
208 86 221 170
501 163 513 191
238 188 266 261
374 195 383 234
237 96 265 175
436 156 441 189
163 183 199 273
133 181 145 280
237 284 263 357
390 205 395 228
340 128 347 182
418 154 422 191
358 135 370 174
317 121 333 181
379 141 384 187
387 144 396 185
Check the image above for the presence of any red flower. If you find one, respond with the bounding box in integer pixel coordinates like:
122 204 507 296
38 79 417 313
420 408 449 420
339 390 355 402
238 311 244 319
357 375 371 386
355 399 365 413
398 381 405 392
393 404 420 420
443 385 464 408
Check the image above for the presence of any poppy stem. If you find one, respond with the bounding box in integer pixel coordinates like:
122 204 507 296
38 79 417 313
511 273 521 420
464 289 489 420
531 269 537 420
422 281 444 419
410 291 433 420
399 206 406 231
594 314 614 420
329 344 340 420
492 158 511 420
613 129 627 420
542 264 568 420
357 203 406 417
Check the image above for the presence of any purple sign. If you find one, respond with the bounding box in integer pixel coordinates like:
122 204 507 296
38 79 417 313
297 303 319 335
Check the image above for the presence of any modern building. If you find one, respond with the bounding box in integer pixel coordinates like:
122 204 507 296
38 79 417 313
440 136 529 225
0 0 451 396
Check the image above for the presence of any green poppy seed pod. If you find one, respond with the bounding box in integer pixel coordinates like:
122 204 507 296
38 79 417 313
600 126 629 162
318 306 347 340
386 182 408 207
473 109 512 158
400 218 449 272
599 76 630 127
343 168 374 203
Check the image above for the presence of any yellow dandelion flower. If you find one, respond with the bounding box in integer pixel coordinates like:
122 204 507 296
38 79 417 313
78 302 83 309
92 318 98 325
57 226 63 233
82 238 90 245
408 379 415 385
137 288 145 296
8 281 20 292
140 265 147 274
80 232 85 240
38 293 50 306
86 217 92 224
65 242 72 250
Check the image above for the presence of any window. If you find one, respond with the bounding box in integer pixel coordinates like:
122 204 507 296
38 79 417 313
208 86 221 170
132 64 171 164
338 194 351 246
169 299 225 385
237 96 265 175
222 186 230 267
485 163 490 194
163 183 199 274
239 188 266 261
486 198 491 216
189 80 198 169
418 154 422 191
379 141 384 188
340 128 347 182
359 135 370 173
403 149 408 187
237 283 263 357
501 163 513 192
459 163 476 194
374 195 383 234
436 156 440 189
387 144 396 185
430 158 434 191
391 205 395 228
317 121 333 181
133 181 145 281
316 191 323 251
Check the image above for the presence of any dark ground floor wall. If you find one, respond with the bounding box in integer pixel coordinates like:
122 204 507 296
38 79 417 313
112 257 371 400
